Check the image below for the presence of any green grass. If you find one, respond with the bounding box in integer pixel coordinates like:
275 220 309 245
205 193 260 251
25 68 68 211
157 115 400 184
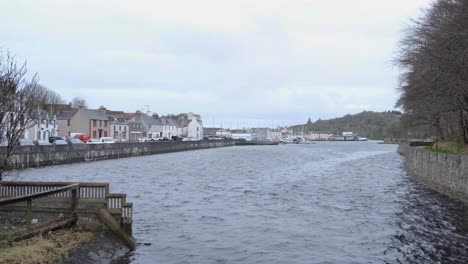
425 145 457 154
426 141 463 154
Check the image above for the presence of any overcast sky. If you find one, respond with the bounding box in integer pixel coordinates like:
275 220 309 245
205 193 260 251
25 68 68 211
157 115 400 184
1 0 431 128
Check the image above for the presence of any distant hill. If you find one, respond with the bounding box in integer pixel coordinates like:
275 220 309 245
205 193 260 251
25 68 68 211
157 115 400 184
291 111 403 139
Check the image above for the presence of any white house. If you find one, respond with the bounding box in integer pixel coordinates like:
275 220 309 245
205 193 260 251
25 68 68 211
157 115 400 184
305 133 334 141
24 112 58 141
266 129 282 141
146 116 179 139
162 118 178 138
109 116 129 142
165 112 204 140
187 118 203 139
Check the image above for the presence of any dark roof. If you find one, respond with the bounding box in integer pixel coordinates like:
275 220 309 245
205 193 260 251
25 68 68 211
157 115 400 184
85 109 108 120
160 118 177 126
177 118 191 128
56 111 77 120
144 116 162 126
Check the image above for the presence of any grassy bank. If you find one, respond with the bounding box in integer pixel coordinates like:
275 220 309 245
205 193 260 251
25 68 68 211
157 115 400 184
426 141 468 155
0 229 94 264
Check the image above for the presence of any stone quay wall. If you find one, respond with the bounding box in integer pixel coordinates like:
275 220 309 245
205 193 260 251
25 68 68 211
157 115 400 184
4 140 235 169
398 144 468 204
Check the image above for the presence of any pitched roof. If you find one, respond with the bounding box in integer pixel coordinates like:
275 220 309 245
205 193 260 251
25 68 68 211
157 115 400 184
85 109 108 120
160 118 177 126
177 118 191 128
56 111 77 120
144 116 162 126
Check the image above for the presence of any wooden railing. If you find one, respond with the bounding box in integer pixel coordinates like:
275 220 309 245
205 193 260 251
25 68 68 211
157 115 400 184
0 181 109 199
0 181 132 223
0 183 79 228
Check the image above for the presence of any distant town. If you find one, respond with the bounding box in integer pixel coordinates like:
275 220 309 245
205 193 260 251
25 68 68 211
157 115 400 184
23 101 371 144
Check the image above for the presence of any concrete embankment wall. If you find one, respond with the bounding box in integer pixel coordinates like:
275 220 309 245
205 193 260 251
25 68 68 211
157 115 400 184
399 144 468 203
4 140 234 169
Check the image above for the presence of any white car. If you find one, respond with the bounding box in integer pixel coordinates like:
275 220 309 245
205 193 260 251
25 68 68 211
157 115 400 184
86 139 103 144
19 139 35 146
182 137 200 141
54 139 68 145
100 137 115 144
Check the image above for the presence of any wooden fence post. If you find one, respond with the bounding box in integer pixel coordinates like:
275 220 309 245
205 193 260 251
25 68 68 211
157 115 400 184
26 199 32 229
71 188 78 218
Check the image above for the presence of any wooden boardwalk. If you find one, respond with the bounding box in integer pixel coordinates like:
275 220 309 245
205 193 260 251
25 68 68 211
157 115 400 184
0 181 135 249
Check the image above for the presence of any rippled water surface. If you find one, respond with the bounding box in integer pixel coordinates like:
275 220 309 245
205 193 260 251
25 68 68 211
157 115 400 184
13 142 468 263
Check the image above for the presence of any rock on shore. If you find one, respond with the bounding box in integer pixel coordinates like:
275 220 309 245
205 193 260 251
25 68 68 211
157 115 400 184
63 231 130 264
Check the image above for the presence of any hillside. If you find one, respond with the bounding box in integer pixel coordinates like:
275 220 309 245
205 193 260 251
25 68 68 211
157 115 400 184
291 111 403 139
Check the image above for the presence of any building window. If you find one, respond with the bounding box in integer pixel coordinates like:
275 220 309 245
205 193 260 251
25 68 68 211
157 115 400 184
119 126 121 131
104 131 108 137
99 120 102 127
114 125 116 131
104 121 107 127
93 131 97 138
93 120 97 127
67 120 70 126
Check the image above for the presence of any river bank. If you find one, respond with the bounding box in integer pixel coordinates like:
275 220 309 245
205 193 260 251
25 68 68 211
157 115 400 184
399 143 468 204
0 229 129 264
4 140 234 170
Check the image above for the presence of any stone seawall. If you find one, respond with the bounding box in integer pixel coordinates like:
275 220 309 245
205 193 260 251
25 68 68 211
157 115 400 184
398 144 468 204
3 140 235 169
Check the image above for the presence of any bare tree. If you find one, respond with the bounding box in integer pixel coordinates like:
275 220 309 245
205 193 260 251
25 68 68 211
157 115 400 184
0 50 50 181
71 97 88 109
35 84 66 114
396 0 468 143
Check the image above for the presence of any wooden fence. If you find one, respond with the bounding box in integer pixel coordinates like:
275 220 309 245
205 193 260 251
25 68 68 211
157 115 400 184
0 181 133 226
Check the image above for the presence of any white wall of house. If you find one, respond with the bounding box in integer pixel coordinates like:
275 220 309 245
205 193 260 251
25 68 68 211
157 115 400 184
266 130 282 141
305 133 334 140
110 123 129 141
163 124 177 138
187 119 203 139
24 116 58 141
148 125 163 139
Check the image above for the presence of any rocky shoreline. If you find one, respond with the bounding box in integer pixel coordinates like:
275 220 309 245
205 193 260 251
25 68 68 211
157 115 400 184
64 231 131 264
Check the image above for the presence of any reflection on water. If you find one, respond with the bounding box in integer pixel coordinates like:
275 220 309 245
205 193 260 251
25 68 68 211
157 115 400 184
13 141 468 263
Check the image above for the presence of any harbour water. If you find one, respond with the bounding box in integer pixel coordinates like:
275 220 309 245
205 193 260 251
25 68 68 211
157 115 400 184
11 141 468 263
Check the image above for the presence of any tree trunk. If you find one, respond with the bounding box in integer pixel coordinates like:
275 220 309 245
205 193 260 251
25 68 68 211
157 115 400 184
436 116 444 141
461 110 468 144
459 110 468 144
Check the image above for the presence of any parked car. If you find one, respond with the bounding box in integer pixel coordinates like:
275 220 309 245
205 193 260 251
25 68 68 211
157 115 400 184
100 137 115 144
68 138 85 144
207 136 223 140
171 136 183 141
74 134 90 143
158 137 170 141
182 137 199 141
49 136 65 144
86 139 102 144
34 140 51 146
138 137 150 142
54 139 68 145
19 139 35 146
